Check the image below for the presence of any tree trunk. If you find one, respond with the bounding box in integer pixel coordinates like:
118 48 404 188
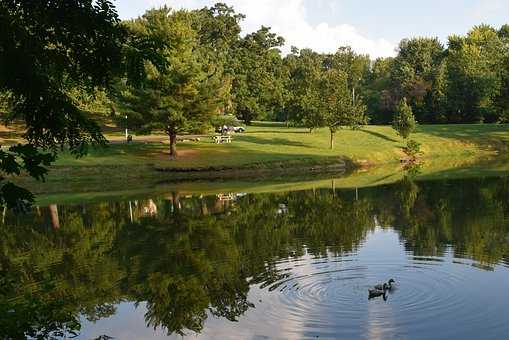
171 192 181 213
330 130 335 149
168 130 177 159
241 109 252 125
49 204 60 229
201 198 209 216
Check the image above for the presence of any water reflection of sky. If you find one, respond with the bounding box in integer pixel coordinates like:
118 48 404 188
4 175 509 339
80 226 509 339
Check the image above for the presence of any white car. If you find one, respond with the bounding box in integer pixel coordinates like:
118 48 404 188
233 126 245 133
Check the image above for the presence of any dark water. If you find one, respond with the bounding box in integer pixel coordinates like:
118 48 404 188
1 175 509 339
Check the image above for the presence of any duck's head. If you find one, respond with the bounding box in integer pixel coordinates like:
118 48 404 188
388 279 395 285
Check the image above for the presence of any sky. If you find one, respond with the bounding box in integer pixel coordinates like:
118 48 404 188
113 0 509 59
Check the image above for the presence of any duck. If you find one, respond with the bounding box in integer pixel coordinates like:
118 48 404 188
368 283 388 299
374 279 395 291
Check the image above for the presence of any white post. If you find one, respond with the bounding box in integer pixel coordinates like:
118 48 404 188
352 87 355 105
129 201 133 223
125 115 128 142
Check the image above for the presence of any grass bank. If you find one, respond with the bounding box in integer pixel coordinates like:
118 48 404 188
33 156 509 206
13 123 509 195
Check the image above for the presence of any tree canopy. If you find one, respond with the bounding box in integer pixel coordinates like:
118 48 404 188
2 1 509 204
0 0 123 206
393 98 417 139
112 7 231 158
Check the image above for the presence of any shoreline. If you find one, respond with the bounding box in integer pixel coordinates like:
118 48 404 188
9 123 508 198
29 155 509 206
18 150 505 199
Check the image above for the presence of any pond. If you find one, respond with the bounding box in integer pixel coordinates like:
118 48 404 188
1 174 509 339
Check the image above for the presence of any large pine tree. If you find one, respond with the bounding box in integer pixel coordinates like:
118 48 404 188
113 7 230 159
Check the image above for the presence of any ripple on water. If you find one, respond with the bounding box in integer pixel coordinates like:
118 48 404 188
251 249 509 339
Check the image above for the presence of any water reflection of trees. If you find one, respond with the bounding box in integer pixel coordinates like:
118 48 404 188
371 176 509 263
0 176 508 337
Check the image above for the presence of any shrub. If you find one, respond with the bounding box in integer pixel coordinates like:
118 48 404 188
392 98 416 139
403 139 422 159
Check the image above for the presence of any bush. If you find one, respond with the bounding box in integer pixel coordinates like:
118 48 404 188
403 139 422 158
392 98 416 139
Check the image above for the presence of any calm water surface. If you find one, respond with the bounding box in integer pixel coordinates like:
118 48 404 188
1 175 509 339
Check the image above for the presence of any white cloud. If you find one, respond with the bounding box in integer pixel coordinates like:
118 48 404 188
123 0 396 59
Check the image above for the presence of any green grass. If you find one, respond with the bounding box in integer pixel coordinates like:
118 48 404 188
56 123 508 168
33 157 509 206
14 123 509 197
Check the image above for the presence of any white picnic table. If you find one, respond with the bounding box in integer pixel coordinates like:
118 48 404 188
213 135 232 144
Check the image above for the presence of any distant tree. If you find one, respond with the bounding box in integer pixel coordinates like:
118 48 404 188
193 3 244 54
319 69 366 149
495 25 509 123
445 25 505 123
390 38 446 122
392 98 416 139
283 48 324 132
325 46 370 91
192 3 245 116
364 57 397 124
113 8 229 159
498 24 509 39
231 27 285 124
0 0 123 207
284 47 369 133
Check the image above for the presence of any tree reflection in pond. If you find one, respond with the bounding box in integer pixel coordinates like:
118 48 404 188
0 175 508 337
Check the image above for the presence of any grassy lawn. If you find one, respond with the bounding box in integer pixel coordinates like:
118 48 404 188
54 123 508 169
10 122 509 196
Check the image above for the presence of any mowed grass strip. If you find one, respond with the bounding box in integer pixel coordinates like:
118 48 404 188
53 123 509 169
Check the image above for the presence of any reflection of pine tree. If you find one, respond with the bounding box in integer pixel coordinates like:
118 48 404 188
396 176 420 220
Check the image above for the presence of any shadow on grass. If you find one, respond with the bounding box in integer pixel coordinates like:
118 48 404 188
358 129 399 143
67 142 168 160
245 129 310 134
416 124 509 151
0 130 24 145
238 135 313 148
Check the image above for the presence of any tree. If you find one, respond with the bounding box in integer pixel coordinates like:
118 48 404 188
325 46 370 91
113 7 229 159
445 25 505 123
284 47 369 133
231 27 285 124
392 98 416 139
319 69 366 149
364 57 396 124
192 3 245 116
283 48 325 131
0 0 123 206
390 38 446 122
494 25 509 123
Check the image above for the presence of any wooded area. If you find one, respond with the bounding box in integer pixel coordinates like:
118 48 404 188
1 1 509 205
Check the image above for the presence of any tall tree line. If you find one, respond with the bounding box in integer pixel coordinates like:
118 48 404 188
366 25 509 124
1 1 509 203
112 6 509 153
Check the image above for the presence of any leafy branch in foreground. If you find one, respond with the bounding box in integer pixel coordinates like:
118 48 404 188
0 145 55 208
0 0 124 206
